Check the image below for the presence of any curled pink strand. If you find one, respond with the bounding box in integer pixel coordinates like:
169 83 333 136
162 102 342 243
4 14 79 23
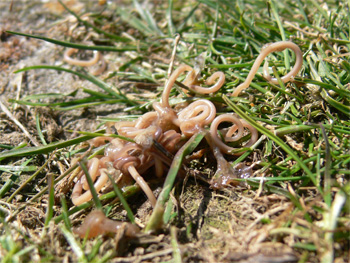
73 210 140 239
114 156 141 174
64 48 101 67
210 114 244 154
178 99 216 136
89 136 114 147
232 41 303 97
115 121 140 139
105 139 126 159
113 143 143 160
135 111 158 129
154 157 164 178
158 130 182 153
71 168 109 206
190 71 225 94
127 165 157 207
178 99 217 125
90 56 106 76
153 102 180 129
134 126 162 149
161 64 194 108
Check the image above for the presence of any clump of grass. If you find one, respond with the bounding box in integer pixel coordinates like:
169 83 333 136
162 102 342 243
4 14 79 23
0 0 349 262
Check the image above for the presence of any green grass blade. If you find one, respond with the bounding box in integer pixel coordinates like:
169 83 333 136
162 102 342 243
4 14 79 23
36 112 47 145
106 173 135 224
7 154 53 202
0 158 33 198
320 89 350 116
269 0 290 69
0 130 104 160
116 8 154 36
60 194 72 230
14 65 126 100
167 0 176 36
44 174 55 227
6 31 143 52
0 165 37 172
60 224 88 263
178 3 200 33
79 160 103 210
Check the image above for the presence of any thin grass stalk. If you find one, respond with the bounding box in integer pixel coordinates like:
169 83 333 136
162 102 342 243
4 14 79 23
319 124 332 207
0 129 106 160
231 135 265 166
171 227 182 263
44 174 55 227
7 31 144 52
1 158 33 199
60 194 72 230
163 195 174 224
60 224 88 263
321 188 347 263
167 0 175 36
269 0 290 69
35 112 47 145
79 160 103 210
106 173 135 223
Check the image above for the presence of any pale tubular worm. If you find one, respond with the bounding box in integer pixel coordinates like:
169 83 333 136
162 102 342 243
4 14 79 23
182 68 198 87
73 210 140 239
178 99 217 136
232 41 303 97
154 157 164 178
210 114 245 154
71 169 109 206
89 136 114 147
161 64 194 108
190 71 225 94
127 165 157 207
64 48 101 67
157 130 182 153
104 139 126 159
135 111 158 129
80 157 100 190
134 126 162 149
178 99 217 126
111 143 157 207
152 102 179 129
63 48 106 76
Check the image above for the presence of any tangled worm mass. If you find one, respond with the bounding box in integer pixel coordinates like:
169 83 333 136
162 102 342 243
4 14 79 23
71 41 302 237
